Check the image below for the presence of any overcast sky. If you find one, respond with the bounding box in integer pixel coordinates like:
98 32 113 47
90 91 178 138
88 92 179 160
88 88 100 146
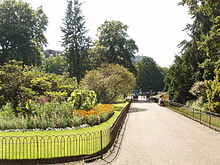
24 0 192 67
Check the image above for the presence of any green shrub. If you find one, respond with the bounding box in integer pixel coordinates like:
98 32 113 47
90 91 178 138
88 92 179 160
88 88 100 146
68 89 97 110
189 81 208 103
99 111 114 123
186 100 208 111
44 91 68 102
206 67 220 113
0 101 77 130
86 115 100 126
0 61 78 108
81 63 136 104
70 115 84 127
0 103 15 117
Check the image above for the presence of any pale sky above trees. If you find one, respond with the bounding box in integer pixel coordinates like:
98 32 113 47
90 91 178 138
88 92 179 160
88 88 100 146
23 0 192 67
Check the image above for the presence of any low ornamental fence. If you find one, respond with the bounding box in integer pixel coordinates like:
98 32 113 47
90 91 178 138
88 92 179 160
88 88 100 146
0 101 131 164
166 101 220 132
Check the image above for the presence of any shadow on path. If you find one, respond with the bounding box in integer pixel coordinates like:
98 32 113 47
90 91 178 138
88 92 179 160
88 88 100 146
132 99 156 104
129 107 148 113
132 100 146 103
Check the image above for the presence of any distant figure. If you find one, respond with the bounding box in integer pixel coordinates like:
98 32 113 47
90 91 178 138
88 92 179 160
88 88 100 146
146 92 150 102
158 95 165 106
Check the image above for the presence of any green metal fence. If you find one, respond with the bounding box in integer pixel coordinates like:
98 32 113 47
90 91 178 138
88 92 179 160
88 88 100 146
0 102 131 164
166 101 220 131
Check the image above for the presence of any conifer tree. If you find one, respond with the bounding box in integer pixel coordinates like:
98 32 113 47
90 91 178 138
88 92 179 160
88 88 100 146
61 0 90 83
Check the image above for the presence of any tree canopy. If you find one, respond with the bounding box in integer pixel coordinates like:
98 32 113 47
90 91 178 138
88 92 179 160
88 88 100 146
0 60 77 108
164 0 220 104
136 57 164 92
0 0 48 65
90 20 138 74
43 55 67 75
81 63 136 104
61 0 91 83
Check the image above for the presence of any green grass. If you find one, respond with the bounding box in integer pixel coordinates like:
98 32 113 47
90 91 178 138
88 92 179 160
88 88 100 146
168 104 220 129
0 102 128 159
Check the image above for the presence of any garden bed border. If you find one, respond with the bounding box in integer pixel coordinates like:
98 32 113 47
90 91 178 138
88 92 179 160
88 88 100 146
0 101 131 165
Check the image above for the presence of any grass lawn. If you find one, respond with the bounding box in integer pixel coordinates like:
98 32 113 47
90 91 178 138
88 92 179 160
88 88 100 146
168 105 220 129
0 102 128 159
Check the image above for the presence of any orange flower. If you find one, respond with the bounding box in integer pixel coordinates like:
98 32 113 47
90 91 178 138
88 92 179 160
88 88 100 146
73 104 114 118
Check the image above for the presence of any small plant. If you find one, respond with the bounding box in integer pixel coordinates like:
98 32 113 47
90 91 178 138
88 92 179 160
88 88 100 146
190 81 208 103
68 89 97 110
16 99 37 115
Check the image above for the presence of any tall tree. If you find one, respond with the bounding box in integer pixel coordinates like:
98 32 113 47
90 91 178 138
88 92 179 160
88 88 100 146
0 0 48 65
91 20 138 74
136 57 164 92
164 55 195 103
164 0 220 103
199 16 220 80
61 0 91 83
179 0 220 81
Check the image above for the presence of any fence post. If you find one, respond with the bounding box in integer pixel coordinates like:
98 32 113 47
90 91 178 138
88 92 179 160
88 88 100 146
200 111 202 123
100 130 103 159
36 135 39 159
209 114 211 127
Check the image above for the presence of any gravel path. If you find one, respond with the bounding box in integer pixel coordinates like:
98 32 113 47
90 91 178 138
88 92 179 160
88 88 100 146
110 100 220 165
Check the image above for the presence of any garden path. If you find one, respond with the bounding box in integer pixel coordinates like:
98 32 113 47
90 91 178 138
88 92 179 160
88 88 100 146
110 98 220 165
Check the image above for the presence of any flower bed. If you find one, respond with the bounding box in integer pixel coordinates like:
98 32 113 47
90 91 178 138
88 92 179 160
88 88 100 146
0 103 117 131
74 104 115 126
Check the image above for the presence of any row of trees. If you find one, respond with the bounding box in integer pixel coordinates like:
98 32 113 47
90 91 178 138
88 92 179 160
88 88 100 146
61 0 139 82
0 61 135 108
164 0 220 113
0 0 165 93
0 61 133 129
0 0 138 83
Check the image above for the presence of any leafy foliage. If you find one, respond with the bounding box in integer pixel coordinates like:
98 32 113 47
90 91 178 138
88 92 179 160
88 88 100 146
164 55 195 103
0 0 48 65
0 60 77 108
43 55 67 75
61 0 91 83
189 81 207 103
68 89 97 110
0 60 26 107
206 67 220 113
136 56 164 92
91 20 138 73
164 0 220 104
0 101 121 130
81 63 136 103
0 101 83 130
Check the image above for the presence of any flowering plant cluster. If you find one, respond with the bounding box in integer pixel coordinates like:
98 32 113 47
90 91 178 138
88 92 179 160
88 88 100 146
74 104 114 118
